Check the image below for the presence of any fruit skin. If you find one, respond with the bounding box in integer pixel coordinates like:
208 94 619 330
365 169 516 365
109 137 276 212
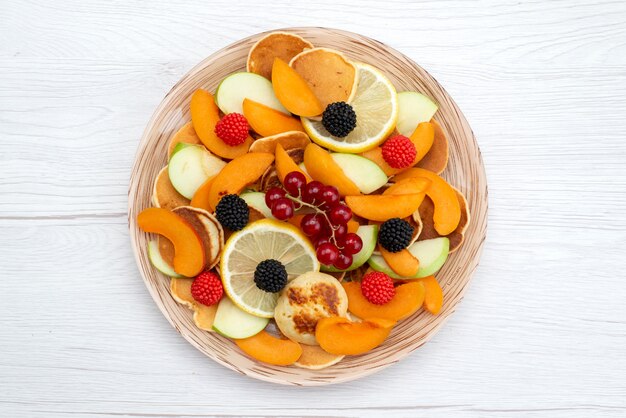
212 296 270 339
345 194 425 222
168 143 226 199
303 143 361 196
240 191 275 219
235 330 302 366
321 225 378 273
379 247 420 277
322 102 357 137
361 271 396 305
254 259 288 293
382 135 417 169
208 152 275 210
275 143 311 184
272 58 323 117
378 218 414 252
315 316 395 355
215 71 289 115
191 271 224 306
215 194 249 231
396 91 438 137
393 168 461 236
343 281 425 321
329 153 388 195
190 89 253 159
417 275 443 314
243 98 304 137
368 237 450 279
137 208 205 277
214 113 250 146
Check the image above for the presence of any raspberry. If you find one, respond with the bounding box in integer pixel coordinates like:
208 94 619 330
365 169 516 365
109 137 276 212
191 271 223 306
381 135 416 169
214 113 249 146
361 271 395 305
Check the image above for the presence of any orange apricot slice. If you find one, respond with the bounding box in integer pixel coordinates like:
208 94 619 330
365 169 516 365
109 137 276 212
137 208 205 277
345 194 425 222
190 89 253 159
343 281 425 321
417 275 443 314
379 247 420 277
383 177 430 196
347 220 360 234
208 152 274 209
303 143 360 196
271 58 323 117
315 316 395 355
275 143 311 183
360 147 401 177
411 122 435 163
235 330 302 366
189 176 215 212
247 32 313 80
167 122 202 158
416 120 448 174
393 168 461 235
243 98 304 137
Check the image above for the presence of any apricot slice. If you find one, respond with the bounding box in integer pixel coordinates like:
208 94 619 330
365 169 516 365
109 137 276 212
152 166 190 210
275 143 311 183
303 143 360 196
345 194 425 222
347 220 360 234
243 98 304 137
189 176 215 212
247 31 313 80
393 168 460 235
235 330 302 366
272 58 323 117
167 122 202 158
360 147 402 177
411 122 435 163
379 247 420 277
137 208 205 277
343 281 425 321
417 275 443 314
416 188 470 253
208 152 274 209
315 316 395 355
416 120 448 174
190 89 253 159
383 178 430 196
170 277 217 331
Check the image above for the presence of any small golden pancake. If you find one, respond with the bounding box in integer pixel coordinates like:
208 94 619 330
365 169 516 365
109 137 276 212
289 48 357 109
416 188 470 252
416 120 448 174
248 131 310 154
247 32 313 80
170 277 217 331
407 214 423 246
167 122 202 158
172 206 223 269
294 344 344 370
152 166 190 210
259 147 305 192
274 272 348 345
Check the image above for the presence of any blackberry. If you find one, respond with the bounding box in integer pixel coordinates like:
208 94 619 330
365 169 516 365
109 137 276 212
322 102 357 137
254 259 288 293
378 218 414 252
215 194 249 231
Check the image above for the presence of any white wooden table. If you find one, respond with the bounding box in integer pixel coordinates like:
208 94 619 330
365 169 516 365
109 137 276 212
2 1 625 416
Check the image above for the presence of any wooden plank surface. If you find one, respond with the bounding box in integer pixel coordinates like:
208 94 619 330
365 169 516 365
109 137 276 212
1 0 625 416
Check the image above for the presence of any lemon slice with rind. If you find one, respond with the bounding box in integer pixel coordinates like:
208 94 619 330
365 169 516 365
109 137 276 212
220 219 319 318
302 63 398 153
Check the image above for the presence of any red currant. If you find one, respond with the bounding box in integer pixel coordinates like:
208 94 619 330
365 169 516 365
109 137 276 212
342 233 363 255
283 171 307 197
333 253 353 270
265 187 286 208
301 214 323 237
302 181 324 204
316 242 339 265
314 236 331 249
271 197 294 220
328 204 352 225
333 223 347 238
320 185 340 208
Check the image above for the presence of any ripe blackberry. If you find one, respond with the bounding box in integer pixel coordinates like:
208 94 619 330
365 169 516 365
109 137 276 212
254 259 288 293
378 218 413 252
322 102 357 137
215 194 249 231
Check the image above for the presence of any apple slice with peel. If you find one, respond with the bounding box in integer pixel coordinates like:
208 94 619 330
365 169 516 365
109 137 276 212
147 240 182 278
396 92 438 137
330 153 388 194
322 225 378 272
212 297 270 339
215 72 289 115
168 143 226 199
240 191 275 219
368 237 449 279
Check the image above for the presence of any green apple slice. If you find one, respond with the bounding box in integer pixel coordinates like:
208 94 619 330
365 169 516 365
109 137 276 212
322 225 378 272
240 191 275 219
215 72 289 115
147 240 182 278
396 91 438 137
368 237 449 279
168 144 226 199
330 153 388 194
212 296 270 339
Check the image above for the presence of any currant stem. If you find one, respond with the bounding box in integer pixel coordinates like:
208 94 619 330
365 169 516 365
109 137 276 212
284 194 339 245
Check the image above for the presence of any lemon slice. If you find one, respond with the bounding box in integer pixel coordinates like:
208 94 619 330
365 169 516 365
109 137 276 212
220 219 319 318
302 63 398 153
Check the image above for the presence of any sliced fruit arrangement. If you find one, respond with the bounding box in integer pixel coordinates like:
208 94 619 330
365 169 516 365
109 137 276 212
135 31 471 369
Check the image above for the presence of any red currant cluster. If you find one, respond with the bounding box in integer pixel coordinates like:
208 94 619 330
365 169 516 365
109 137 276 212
265 171 364 270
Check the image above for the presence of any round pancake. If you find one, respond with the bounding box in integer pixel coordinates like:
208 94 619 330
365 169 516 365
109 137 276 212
167 122 202 158
152 166 190 210
248 131 310 154
294 344 344 370
247 32 313 80
274 272 348 345
416 120 448 174
170 277 217 331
